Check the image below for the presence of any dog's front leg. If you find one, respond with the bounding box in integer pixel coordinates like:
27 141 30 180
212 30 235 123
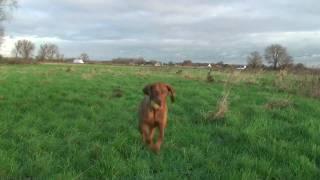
147 127 155 146
153 125 165 153
140 124 149 144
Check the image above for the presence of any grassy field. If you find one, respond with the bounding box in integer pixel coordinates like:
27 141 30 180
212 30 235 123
0 64 319 179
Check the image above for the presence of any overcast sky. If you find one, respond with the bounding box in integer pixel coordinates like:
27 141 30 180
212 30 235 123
1 0 320 65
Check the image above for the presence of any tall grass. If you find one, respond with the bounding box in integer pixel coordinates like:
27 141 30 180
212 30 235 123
273 68 320 99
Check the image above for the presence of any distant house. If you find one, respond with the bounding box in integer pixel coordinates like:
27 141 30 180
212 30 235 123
154 62 161 67
236 65 247 70
73 59 84 64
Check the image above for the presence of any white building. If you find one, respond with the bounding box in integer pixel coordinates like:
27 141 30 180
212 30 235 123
236 65 247 70
73 59 84 64
154 62 161 67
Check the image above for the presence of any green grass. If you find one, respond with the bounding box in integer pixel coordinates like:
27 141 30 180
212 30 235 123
0 64 319 179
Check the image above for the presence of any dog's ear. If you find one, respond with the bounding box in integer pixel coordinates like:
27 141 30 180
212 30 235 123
166 84 175 103
143 84 151 95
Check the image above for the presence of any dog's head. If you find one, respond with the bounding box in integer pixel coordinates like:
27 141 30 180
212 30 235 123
143 83 175 109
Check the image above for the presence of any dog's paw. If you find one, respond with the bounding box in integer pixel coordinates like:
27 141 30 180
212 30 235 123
150 144 161 154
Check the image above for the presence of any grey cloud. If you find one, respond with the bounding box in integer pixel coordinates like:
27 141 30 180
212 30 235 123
2 0 320 65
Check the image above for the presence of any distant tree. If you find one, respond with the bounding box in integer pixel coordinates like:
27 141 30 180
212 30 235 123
279 55 294 69
148 60 157 65
168 61 175 66
135 57 145 65
12 40 21 58
37 44 47 60
216 61 224 65
38 43 59 61
215 61 224 68
80 53 89 61
247 51 263 68
295 63 305 70
12 39 35 59
264 44 293 69
0 0 17 46
182 60 192 66
46 44 59 60
112 57 148 65
56 53 64 62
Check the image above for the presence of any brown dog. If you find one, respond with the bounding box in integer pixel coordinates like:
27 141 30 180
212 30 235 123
138 82 175 152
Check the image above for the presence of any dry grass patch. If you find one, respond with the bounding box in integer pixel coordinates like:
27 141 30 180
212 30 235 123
241 72 262 85
0 95 5 101
232 70 264 85
213 92 230 120
273 71 320 99
309 74 320 98
176 70 183 74
111 87 124 98
311 88 320 98
219 71 242 85
277 69 288 81
66 66 75 72
265 99 294 110
81 69 97 80
39 69 57 79
183 74 198 80
206 70 214 83
204 75 233 121
203 92 230 122
39 80 51 85
135 71 150 78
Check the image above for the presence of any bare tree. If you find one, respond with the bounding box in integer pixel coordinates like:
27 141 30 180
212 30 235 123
37 44 47 60
56 53 64 61
12 39 35 59
38 43 59 61
80 53 89 61
12 39 21 57
0 0 17 45
182 60 192 66
47 44 59 59
280 55 293 69
247 51 263 68
264 44 293 69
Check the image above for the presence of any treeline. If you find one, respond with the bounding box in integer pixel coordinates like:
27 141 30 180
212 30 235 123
0 39 90 64
11 40 63 62
246 44 295 70
1 40 318 72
